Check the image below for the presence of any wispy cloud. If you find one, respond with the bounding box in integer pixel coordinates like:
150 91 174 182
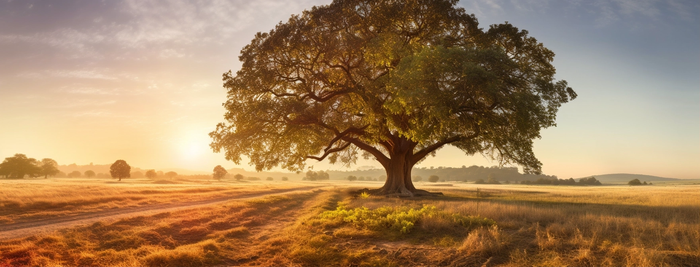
17 70 117 80
58 99 117 109
459 0 696 28
58 87 120 96
50 70 117 80
72 110 115 117
666 0 698 22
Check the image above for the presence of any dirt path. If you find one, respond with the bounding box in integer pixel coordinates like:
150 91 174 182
0 186 327 240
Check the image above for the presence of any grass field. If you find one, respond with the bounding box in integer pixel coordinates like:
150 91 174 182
1 178 699 266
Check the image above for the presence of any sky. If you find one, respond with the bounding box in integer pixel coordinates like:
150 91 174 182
0 0 698 179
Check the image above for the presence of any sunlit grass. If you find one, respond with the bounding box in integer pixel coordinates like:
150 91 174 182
0 181 698 266
0 178 302 225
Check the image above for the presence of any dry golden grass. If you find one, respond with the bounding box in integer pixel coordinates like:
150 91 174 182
0 177 304 225
0 181 698 266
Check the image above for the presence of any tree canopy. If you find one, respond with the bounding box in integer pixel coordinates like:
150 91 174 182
213 165 228 180
145 170 157 179
165 171 178 180
110 160 131 181
628 179 642 186
0 154 41 178
210 0 576 196
40 158 60 178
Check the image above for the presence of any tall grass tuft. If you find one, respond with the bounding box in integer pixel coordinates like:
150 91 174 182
320 203 495 234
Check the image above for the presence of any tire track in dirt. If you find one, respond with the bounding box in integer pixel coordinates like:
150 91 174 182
0 186 328 240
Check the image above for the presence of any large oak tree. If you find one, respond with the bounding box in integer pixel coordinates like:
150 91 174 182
210 0 576 196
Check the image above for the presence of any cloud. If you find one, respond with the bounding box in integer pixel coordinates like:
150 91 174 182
50 70 117 80
17 70 117 80
616 0 661 17
59 87 120 96
58 99 117 109
666 0 698 22
458 0 695 27
0 0 327 65
0 28 106 59
72 110 114 117
591 0 699 27
159 49 186 59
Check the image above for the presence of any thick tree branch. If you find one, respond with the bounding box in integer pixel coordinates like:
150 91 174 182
304 123 370 162
410 128 481 165
342 137 390 167
306 141 352 161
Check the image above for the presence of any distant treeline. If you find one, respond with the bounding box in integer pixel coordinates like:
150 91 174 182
520 176 602 186
328 166 560 183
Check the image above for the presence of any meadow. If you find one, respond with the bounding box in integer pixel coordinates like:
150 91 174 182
1 178 698 266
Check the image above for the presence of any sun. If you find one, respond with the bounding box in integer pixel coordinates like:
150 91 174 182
177 132 210 160
182 143 205 159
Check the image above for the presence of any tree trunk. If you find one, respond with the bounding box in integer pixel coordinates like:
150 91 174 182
370 137 440 197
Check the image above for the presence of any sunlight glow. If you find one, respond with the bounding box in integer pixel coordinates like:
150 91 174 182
177 132 210 161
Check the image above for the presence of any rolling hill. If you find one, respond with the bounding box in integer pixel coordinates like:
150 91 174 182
581 173 680 183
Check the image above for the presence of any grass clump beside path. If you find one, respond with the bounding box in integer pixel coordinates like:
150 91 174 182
320 203 495 234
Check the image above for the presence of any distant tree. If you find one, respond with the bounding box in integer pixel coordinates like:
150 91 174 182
157 170 164 177
84 170 96 178
145 170 157 179
487 174 500 184
304 170 330 181
378 175 387 182
304 170 318 181
39 158 60 178
347 175 357 181
281 176 288 181
561 178 576 185
56 171 67 178
412 176 422 182
579 176 602 185
628 179 642 186
233 173 244 181
110 160 131 181
0 154 41 178
131 171 144 178
474 179 485 184
428 175 440 183
318 170 330 180
266 177 273 181
165 171 178 180
212 165 228 181
358 176 366 181
248 176 261 181
68 170 82 178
